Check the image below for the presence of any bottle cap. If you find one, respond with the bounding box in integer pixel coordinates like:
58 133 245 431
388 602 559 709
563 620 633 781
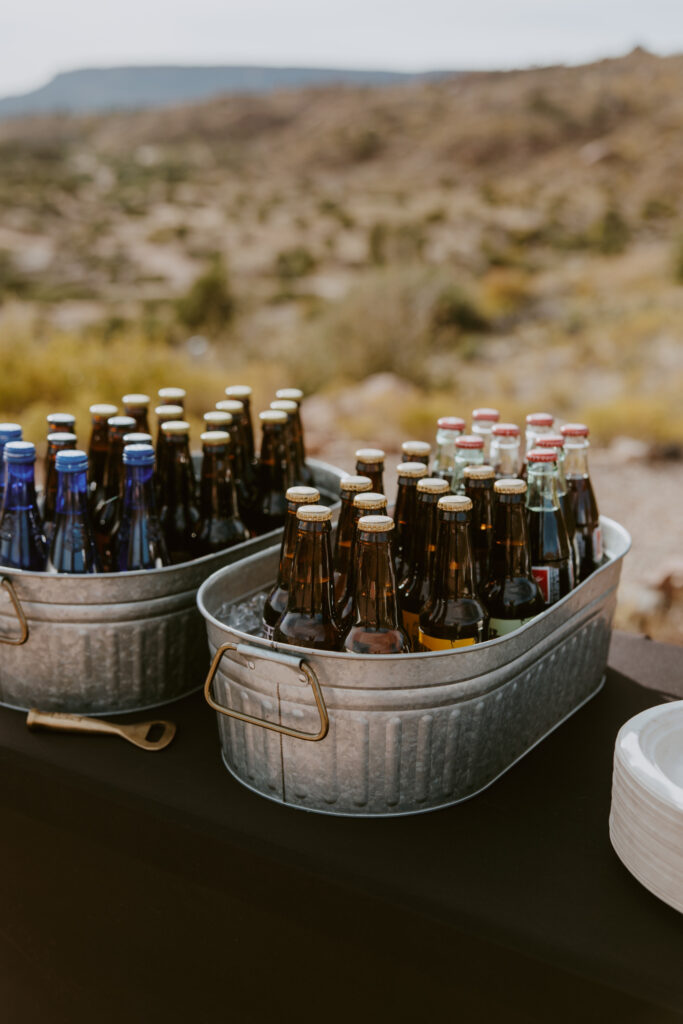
492 422 520 437
396 462 428 478
4 440 36 463
216 399 245 414
358 514 394 533
275 388 304 403
340 475 373 494
123 443 155 466
200 430 230 446
123 432 152 445
155 404 184 419
47 432 77 446
122 394 150 408
437 417 465 432
286 486 320 504
158 387 186 402
47 413 75 428
560 422 589 437
526 448 557 463
464 464 495 479
259 410 287 424
297 504 331 522
161 420 190 435
438 495 472 512
417 478 450 494
355 448 385 463
204 410 233 426
56 449 88 473
526 412 554 427
353 492 388 510
455 435 484 450
108 415 137 431
536 434 565 448
401 440 431 458
89 403 118 418
0 423 22 442
225 385 252 400
494 478 527 494
270 400 298 415
472 407 500 422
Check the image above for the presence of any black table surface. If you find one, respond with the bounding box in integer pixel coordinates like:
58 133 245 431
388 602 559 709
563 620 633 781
1 630 682 1024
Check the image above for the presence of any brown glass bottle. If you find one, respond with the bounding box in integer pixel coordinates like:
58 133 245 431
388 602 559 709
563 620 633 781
401 440 432 464
195 431 250 556
418 496 489 650
122 394 151 434
275 388 313 486
399 476 450 649
46 412 76 435
343 515 410 654
87 403 118 513
337 491 388 632
333 475 373 606
43 431 77 539
482 479 544 636
155 404 184 465
93 415 136 569
561 423 602 581
252 410 294 534
270 399 306 485
263 485 320 639
355 448 385 494
224 385 255 463
392 461 428 587
158 387 186 411
157 420 200 564
274 505 342 651
216 400 258 528
464 464 495 591
526 449 574 605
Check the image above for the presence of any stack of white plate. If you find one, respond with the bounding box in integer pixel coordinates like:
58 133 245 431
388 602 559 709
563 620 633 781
610 701 683 914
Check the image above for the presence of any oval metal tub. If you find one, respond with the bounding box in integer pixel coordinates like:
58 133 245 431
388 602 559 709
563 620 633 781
198 517 631 817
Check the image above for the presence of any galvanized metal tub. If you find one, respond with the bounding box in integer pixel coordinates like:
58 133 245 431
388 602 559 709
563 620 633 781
198 516 631 817
0 459 344 715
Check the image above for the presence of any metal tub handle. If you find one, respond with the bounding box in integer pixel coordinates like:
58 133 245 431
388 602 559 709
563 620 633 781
0 577 29 646
204 641 329 742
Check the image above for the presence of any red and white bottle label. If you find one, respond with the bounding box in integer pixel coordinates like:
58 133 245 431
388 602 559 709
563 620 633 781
532 565 561 605
593 526 603 562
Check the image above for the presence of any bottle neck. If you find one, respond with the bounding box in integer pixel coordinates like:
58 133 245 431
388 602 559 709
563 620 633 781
277 501 303 588
431 514 477 601
526 464 560 511
160 437 196 505
491 496 534 578
564 440 590 478
122 462 157 514
259 425 291 491
393 480 416 529
3 461 39 511
492 438 520 476
354 532 401 629
200 445 238 520
412 494 440 580
104 431 127 497
288 521 336 619
56 469 90 517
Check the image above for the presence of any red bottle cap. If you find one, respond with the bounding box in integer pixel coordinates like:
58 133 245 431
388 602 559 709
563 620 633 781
437 417 466 432
492 422 520 437
455 435 484 449
560 423 589 437
526 412 554 427
472 407 500 422
536 434 565 448
526 448 558 463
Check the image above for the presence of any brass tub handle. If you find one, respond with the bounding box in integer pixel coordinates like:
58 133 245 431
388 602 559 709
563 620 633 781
204 641 329 742
0 577 29 646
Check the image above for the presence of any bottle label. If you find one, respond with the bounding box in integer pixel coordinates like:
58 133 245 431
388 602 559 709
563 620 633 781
263 623 274 640
418 630 476 651
401 610 420 647
593 526 603 562
532 565 560 605
489 617 534 638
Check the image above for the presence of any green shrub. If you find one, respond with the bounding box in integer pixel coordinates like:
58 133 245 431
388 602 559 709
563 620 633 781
275 246 316 280
176 257 234 333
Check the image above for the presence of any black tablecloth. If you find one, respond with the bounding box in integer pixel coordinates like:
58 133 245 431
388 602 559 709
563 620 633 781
1 631 682 1023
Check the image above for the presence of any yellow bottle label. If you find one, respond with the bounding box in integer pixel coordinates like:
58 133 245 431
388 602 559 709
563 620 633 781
418 630 476 651
402 609 420 646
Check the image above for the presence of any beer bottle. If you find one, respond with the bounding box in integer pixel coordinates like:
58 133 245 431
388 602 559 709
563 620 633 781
252 409 294 534
432 417 465 483
525 412 554 459
401 440 432 464
452 435 485 493
216 399 259 528
157 387 186 411
154 404 184 467
463 464 495 590
275 388 313 486
482 479 544 637
47 412 76 435
263 484 320 639
354 448 385 494
270 399 305 485
343 515 410 654
87 404 118 512
123 432 152 447
490 422 521 479
526 448 574 605
333 475 373 606
392 461 428 587
157 420 200 564
0 423 22 503
43 431 77 539
196 431 250 555
399 476 450 649
47 450 100 574
113 444 169 572
122 394 151 434
224 385 255 463
94 415 136 570
337 491 388 631
471 407 500 461
561 423 602 581
418 495 489 650
0 441 47 570
274 505 342 651
536 433 579 577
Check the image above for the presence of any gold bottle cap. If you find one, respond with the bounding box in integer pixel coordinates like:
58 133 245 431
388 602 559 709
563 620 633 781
355 447 385 463
204 410 233 426
216 399 244 414
122 393 150 407
358 514 394 533
225 385 252 399
161 419 190 435
155 404 184 419
259 409 287 424
270 399 298 414
396 461 428 478
158 387 186 402
286 486 320 504
340 475 373 493
494 478 527 494
353 491 387 510
89 403 118 417
464 464 495 480
438 495 472 512
297 504 331 522
401 440 431 457
201 430 230 446
417 478 450 494
276 388 304 403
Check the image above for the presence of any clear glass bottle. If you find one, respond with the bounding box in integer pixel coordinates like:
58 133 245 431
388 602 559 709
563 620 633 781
471 408 500 461
490 422 521 479
535 434 579 577
224 385 255 463
392 461 428 587
253 410 294 534
43 431 77 540
561 423 602 581
47 450 100 574
525 412 554 461
0 423 22 503
354 448 385 494
343 515 410 654
452 435 485 493
526 449 574 605
431 417 465 483
87 403 118 513
399 476 450 649
338 491 388 632
0 441 47 570
275 388 313 486
122 393 151 434
401 440 432 464
263 485 320 639
463 464 495 591
195 430 250 555
113 444 170 571
333 475 372 606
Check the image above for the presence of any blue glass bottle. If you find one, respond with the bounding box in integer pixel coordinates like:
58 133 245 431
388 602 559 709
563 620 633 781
0 440 47 570
47 450 100 574
0 423 22 503
114 444 170 571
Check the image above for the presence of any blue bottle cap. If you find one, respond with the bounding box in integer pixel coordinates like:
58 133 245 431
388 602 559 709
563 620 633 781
56 449 89 473
108 415 137 429
123 443 155 467
0 423 22 443
123 432 153 445
4 440 36 463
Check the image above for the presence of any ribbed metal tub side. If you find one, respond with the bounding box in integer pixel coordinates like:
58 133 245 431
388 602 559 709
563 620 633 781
0 459 345 714
198 517 630 816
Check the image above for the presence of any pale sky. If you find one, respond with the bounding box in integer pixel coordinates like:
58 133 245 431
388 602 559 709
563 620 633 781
1 0 682 97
